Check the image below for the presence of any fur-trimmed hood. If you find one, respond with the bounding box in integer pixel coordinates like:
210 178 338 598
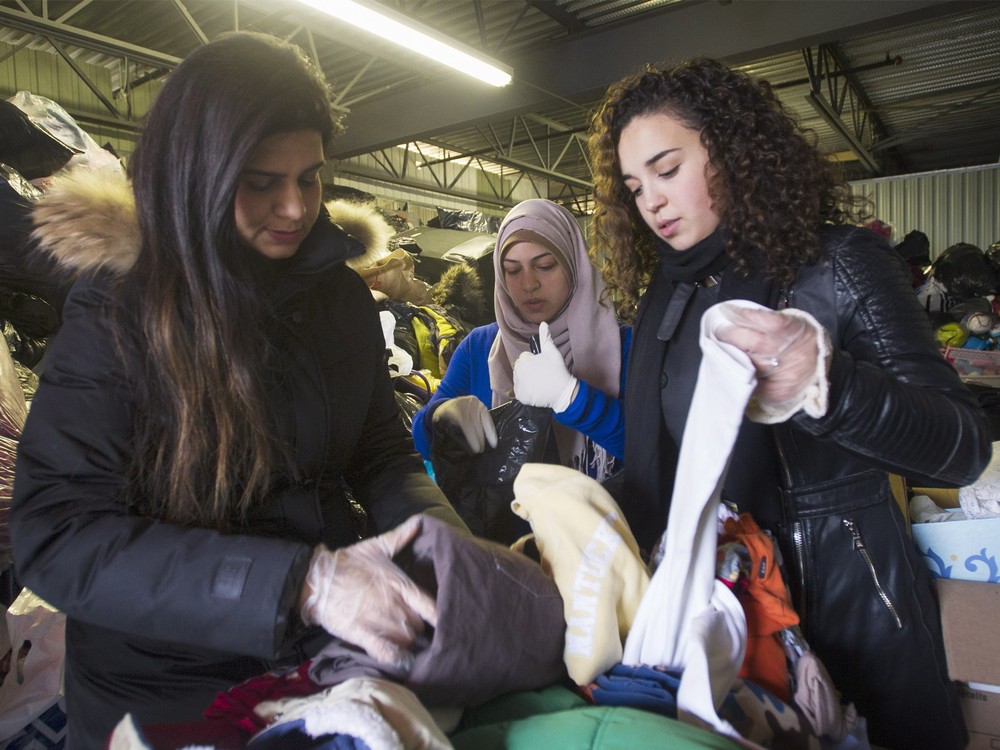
30 169 396 276
325 200 394 270
31 169 140 276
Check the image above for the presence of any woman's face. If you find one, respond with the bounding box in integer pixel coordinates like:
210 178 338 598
617 112 721 251
235 129 325 260
501 241 572 324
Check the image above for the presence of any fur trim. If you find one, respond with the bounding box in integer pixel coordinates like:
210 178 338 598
30 179 396 279
32 168 139 275
326 200 394 271
431 261 489 328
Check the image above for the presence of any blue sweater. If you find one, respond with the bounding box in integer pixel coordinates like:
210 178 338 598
412 322 631 461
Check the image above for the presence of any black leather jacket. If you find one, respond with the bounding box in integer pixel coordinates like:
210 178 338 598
623 224 989 749
768 225 989 750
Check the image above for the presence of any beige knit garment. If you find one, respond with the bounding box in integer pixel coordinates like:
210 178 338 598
511 463 650 685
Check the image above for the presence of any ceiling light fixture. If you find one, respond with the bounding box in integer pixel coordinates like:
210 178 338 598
297 0 513 87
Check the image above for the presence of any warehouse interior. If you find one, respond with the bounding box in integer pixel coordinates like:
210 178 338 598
1 0 998 218
2 4 1000 747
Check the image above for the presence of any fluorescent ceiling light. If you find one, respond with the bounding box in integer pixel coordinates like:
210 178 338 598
297 0 513 87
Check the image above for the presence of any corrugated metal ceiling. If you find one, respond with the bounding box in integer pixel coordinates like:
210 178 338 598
0 0 998 209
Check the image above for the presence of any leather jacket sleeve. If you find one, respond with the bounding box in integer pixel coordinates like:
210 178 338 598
786 226 990 487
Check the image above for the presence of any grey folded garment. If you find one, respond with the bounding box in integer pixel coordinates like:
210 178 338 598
309 514 567 708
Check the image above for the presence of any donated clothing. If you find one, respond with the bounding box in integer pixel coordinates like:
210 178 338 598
309 515 567 708
721 513 800 702
411 323 631 465
623 302 755 738
510 463 649 685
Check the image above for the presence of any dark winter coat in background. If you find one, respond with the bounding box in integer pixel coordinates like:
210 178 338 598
621 225 990 750
10 176 465 746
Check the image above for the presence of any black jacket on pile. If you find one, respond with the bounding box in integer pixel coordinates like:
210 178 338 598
621 224 990 750
10 176 466 748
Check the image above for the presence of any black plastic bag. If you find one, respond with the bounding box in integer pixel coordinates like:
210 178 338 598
431 399 551 545
929 242 997 302
431 208 501 234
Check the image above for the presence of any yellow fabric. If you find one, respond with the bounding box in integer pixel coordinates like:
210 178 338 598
411 306 460 379
511 463 650 685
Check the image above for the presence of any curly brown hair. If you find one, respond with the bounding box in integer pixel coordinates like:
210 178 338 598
588 58 870 321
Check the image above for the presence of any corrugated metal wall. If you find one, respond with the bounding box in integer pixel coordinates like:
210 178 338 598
0 40 155 164
851 164 1000 259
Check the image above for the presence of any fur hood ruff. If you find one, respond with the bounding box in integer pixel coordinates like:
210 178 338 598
31 169 396 277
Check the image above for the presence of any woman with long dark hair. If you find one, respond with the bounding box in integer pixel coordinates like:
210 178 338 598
588 58 989 749
12 32 465 747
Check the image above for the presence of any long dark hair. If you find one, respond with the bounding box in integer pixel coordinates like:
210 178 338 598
120 32 341 527
589 58 869 321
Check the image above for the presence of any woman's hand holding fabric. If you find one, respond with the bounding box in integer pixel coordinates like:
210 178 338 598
714 305 830 423
431 395 498 454
300 515 435 669
513 321 578 413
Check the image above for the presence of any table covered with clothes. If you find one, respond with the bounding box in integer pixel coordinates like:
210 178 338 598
96 300 873 750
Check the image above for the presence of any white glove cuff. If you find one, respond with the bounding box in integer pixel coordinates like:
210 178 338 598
747 309 832 424
552 376 579 414
301 546 337 626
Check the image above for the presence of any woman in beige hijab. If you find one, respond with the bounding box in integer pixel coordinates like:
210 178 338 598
411 198 630 482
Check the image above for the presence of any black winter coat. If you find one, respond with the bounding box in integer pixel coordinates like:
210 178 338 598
621 225 990 750
11 206 465 747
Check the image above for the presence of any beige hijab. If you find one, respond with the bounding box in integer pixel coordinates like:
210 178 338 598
487 199 621 476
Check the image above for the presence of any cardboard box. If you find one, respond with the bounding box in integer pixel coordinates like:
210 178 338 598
957 683 1000 750
910 513 1000 582
939 582 1000 747
937 580 1000 685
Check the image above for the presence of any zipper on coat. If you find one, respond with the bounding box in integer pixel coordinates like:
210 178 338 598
791 520 807 619
773 431 808 622
843 517 903 629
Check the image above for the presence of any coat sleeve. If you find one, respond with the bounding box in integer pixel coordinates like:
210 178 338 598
340 282 468 535
554 325 631 459
410 324 498 459
790 228 991 486
11 275 311 659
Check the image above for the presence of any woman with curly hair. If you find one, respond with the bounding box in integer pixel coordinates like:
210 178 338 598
588 58 988 750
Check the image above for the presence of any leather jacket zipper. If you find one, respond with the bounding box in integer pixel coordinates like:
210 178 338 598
791 520 807 618
773 432 808 620
843 518 903 629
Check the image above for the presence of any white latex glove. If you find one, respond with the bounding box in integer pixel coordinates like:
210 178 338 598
431 395 498 454
513 321 579 413
713 305 830 422
300 515 435 669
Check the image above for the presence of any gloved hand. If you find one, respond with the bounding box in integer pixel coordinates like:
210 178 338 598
431 395 498 454
714 305 830 421
513 321 578 413
300 515 435 669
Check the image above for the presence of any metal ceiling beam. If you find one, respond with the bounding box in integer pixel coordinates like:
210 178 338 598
802 45 884 176
172 0 209 45
46 35 121 118
329 0 964 158
526 0 587 33
333 162 517 211
0 6 182 69
807 92 880 176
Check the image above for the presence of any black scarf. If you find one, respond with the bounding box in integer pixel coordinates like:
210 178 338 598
655 228 732 283
619 228 780 552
